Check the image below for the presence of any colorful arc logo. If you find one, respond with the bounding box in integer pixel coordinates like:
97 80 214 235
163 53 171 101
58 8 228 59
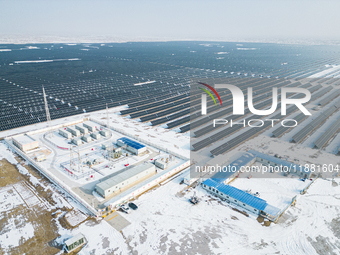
198 82 223 106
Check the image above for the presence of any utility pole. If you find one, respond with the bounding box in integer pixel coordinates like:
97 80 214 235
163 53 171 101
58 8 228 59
42 86 53 137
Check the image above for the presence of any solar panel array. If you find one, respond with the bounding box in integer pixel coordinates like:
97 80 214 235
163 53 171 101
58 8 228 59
314 118 340 149
1 42 340 134
292 101 340 143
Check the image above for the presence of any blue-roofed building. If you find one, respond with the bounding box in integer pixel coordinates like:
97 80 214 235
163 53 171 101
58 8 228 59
202 179 281 221
117 137 147 155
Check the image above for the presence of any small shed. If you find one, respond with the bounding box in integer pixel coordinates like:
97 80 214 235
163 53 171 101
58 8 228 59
75 125 89 134
154 159 167 169
91 132 101 140
35 153 46 162
59 129 72 139
83 121 97 132
72 138 82 146
67 127 80 137
102 142 112 150
100 130 110 137
64 233 86 253
81 134 91 143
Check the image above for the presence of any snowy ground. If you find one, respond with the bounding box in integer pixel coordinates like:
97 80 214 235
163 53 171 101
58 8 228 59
1 103 340 254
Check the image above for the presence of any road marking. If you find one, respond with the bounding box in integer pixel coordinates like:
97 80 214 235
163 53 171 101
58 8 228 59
107 214 118 221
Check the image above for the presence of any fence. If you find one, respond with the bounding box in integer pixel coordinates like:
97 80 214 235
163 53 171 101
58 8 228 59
4 138 97 216
90 118 189 161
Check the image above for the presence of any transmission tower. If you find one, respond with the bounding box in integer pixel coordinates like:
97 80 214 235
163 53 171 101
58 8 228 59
106 103 110 130
77 147 84 173
70 145 76 174
42 86 53 137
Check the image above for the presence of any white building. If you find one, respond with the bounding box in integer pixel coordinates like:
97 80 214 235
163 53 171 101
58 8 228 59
154 159 167 169
83 121 97 132
91 132 101 140
75 125 89 134
67 127 80 137
95 162 156 198
59 129 72 139
12 135 39 152
81 134 91 143
72 138 82 146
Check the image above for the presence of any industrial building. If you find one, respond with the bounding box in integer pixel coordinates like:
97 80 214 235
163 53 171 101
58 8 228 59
117 137 146 155
12 135 39 152
75 124 89 134
67 127 80 137
95 162 156 198
81 134 91 143
91 132 101 140
154 159 168 169
72 138 82 146
59 129 72 139
248 150 311 179
202 179 281 221
208 150 311 182
100 130 110 137
64 233 86 253
83 121 97 132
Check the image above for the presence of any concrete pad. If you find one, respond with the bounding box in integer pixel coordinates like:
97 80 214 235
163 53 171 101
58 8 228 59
104 211 131 231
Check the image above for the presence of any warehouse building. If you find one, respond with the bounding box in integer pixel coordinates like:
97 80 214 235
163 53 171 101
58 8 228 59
12 135 39 152
75 125 88 134
95 162 156 198
202 179 281 221
67 127 80 137
91 132 101 140
72 138 82 146
81 134 91 143
117 137 147 155
83 121 97 132
59 129 72 139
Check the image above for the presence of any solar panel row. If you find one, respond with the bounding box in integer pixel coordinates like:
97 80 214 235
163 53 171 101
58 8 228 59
314 118 340 149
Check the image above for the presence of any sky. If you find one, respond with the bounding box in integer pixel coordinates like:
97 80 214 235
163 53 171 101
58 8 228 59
1 0 340 42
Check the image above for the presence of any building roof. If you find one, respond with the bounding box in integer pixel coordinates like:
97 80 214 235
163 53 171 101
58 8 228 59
83 121 97 128
248 150 310 174
67 126 78 132
65 233 85 246
203 179 268 211
13 135 37 145
96 162 155 191
117 137 145 150
211 152 255 183
263 204 281 217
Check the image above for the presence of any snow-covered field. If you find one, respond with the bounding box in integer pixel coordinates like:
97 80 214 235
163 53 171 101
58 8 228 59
1 103 340 254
